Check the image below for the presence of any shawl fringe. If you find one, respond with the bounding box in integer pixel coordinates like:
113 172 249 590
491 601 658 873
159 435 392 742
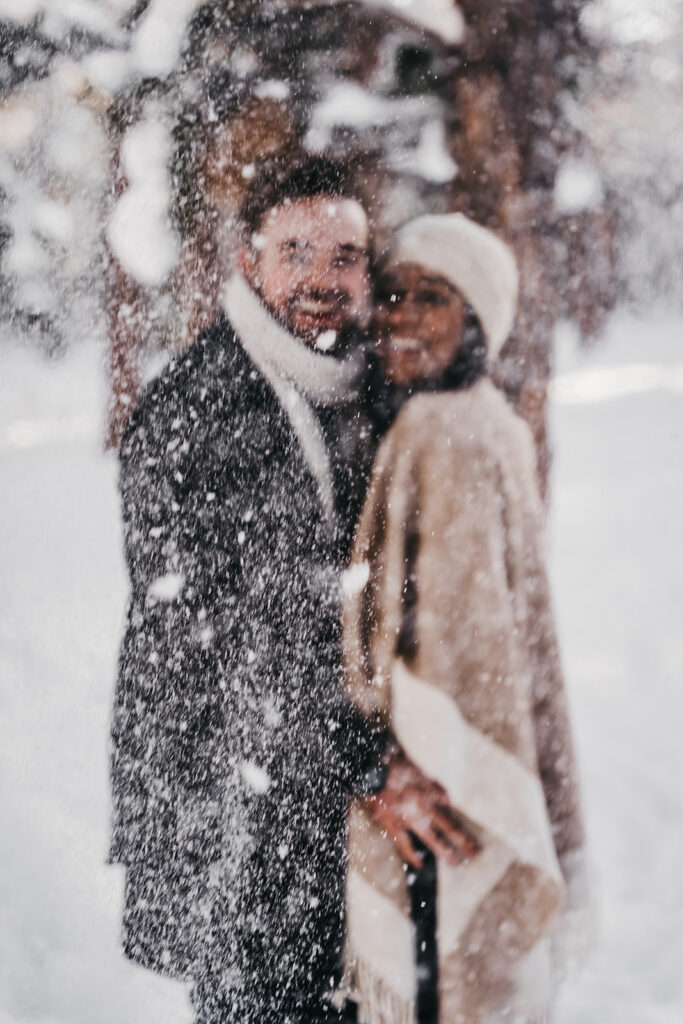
340 958 416 1024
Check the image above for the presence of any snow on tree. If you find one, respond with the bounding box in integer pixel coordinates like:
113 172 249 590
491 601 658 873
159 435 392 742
3 0 677 485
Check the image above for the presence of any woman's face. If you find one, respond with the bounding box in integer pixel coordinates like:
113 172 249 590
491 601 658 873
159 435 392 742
374 262 465 386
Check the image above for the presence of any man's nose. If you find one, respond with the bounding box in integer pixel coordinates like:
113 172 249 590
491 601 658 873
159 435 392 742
303 253 339 294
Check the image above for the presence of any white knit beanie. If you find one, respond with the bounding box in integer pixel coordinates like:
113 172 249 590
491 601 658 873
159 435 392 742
387 213 519 359
359 0 465 45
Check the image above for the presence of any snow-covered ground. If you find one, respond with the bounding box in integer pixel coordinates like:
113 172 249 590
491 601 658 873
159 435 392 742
1 312 682 1023
0 344 192 1024
551 314 683 1024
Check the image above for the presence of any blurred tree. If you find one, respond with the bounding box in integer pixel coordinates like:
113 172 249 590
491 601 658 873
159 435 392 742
0 2 621 496
449 0 620 494
103 0 619 499
0 13 110 353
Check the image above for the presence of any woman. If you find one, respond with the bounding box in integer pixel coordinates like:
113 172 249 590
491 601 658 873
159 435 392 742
342 214 587 1024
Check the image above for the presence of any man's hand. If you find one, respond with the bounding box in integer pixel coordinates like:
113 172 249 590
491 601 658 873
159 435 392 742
363 749 480 870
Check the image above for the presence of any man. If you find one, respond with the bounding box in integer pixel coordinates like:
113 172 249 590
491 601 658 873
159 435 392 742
109 158 386 1024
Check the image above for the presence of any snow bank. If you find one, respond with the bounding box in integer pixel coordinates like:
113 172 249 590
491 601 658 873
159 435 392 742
0 341 192 1024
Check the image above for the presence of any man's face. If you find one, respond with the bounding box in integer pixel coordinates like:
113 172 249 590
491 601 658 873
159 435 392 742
242 196 371 348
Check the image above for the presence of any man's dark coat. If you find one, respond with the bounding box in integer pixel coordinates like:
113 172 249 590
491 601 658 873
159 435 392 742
109 316 382 1022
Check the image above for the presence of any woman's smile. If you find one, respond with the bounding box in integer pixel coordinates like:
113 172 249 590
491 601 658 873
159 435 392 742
388 336 427 353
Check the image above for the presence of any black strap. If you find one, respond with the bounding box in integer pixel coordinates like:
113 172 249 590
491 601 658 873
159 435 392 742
408 843 439 1024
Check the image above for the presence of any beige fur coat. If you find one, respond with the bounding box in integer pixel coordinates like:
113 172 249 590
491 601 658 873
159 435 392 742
342 378 584 1024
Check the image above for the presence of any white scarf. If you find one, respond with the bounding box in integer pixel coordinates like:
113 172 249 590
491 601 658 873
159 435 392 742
222 274 365 522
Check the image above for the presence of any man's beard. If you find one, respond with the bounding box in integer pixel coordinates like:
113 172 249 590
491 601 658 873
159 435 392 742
260 287 368 357
320 319 369 358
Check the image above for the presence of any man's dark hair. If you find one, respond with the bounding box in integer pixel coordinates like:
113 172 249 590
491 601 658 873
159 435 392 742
239 156 365 239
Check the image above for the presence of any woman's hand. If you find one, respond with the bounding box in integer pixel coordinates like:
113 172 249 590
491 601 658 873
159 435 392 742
363 749 480 870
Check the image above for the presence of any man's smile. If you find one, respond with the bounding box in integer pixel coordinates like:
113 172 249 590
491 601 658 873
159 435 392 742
295 297 340 316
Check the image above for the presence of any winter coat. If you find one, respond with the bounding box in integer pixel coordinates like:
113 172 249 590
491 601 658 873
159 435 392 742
109 313 384 1021
343 377 585 1023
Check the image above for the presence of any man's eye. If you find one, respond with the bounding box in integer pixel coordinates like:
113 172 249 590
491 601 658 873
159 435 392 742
334 252 363 268
378 291 404 305
284 249 311 266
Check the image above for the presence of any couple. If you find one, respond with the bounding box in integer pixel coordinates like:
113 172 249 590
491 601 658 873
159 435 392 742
109 157 585 1024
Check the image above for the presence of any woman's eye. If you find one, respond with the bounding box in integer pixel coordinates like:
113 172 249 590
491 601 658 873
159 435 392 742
378 291 404 305
419 291 449 307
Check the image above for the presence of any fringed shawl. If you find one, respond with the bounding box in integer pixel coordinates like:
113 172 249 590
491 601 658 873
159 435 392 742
342 379 584 1023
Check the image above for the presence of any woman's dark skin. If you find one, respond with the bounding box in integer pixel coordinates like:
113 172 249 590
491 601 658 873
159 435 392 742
374 263 466 387
364 262 480 870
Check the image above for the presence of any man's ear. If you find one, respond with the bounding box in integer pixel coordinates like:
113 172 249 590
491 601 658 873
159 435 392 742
237 246 259 288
